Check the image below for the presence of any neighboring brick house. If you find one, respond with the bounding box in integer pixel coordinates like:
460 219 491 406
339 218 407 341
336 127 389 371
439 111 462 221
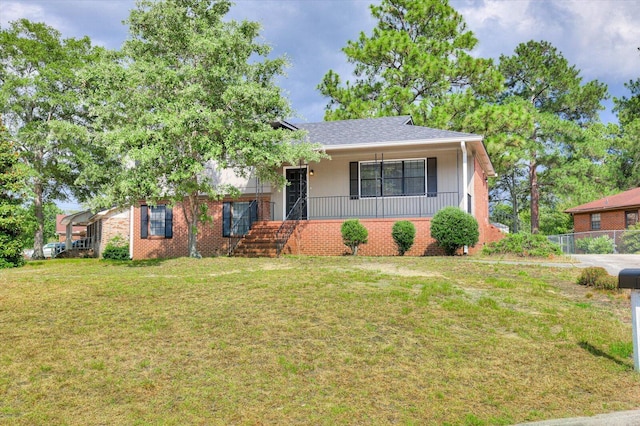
59 208 130 257
86 208 130 258
130 115 504 259
57 213 87 243
565 187 640 233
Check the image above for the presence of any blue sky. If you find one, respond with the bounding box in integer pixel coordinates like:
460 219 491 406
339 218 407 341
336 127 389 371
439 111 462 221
2 0 639 211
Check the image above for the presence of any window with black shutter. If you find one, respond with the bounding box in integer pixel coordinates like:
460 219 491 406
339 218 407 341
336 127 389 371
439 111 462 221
357 159 426 198
140 204 173 239
222 202 252 237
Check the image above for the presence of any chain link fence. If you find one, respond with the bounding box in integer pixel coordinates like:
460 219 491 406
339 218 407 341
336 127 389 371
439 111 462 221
548 230 640 255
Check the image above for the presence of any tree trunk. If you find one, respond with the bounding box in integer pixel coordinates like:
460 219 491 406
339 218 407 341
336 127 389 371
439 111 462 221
530 160 539 234
510 170 519 234
32 182 45 259
182 194 202 259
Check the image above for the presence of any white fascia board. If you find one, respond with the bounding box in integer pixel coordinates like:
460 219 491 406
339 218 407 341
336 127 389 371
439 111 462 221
321 137 484 152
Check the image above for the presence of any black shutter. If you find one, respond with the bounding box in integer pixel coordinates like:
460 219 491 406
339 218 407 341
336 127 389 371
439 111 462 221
140 205 148 239
427 158 437 197
349 162 359 200
165 207 173 238
222 202 231 237
250 201 258 224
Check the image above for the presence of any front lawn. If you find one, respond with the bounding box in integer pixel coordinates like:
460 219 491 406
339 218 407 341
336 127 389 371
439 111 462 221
1 257 638 425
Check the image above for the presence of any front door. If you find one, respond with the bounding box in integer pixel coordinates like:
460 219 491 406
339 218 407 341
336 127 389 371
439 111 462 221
285 168 307 220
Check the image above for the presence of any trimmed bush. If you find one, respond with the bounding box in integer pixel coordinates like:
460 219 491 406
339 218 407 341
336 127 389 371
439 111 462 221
575 235 614 254
341 219 368 256
577 267 617 290
392 220 416 256
102 235 130 261
431 207 479 256
482 233 561 257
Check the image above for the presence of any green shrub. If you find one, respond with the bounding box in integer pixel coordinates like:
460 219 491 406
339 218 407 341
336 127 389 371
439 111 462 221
431 207 479 256
619 224 640 254
0 236 25 268
577 267 617 290
575 235 614 254
594 275 618 290
577 267 609 286
341 219 368 256
392 220 416 256
482 233 561 257
102 235 130 261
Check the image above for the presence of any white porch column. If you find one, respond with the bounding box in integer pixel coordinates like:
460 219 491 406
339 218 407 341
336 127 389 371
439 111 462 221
461 141 468 214
65 224 72 250
129 205 134 260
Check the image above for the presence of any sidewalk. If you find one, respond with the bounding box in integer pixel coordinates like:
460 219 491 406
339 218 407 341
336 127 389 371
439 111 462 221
516 409 640 425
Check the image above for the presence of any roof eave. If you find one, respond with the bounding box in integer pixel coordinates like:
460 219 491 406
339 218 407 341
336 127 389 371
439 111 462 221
321 136 484 151
565 204 640 214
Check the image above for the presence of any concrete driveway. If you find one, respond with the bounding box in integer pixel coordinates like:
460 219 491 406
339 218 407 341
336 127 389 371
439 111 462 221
516 409 640 425
570 254 640 275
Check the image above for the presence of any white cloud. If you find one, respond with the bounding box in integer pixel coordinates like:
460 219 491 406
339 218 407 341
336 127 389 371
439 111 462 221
456 0 639 99
1 2 65 30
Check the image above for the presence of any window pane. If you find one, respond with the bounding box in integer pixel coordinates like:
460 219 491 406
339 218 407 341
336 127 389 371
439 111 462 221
383 178 403 196
232 202 251 235
404 160 425 195
382 161 403 178
382 162 402 196
149 206 166 236
404 160 425 177
361 163 381 197
360 163 380 179
404 177 425 195
361 179 380 197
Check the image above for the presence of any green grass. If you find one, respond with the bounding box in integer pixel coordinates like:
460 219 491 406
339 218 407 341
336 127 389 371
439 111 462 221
0 256 639 425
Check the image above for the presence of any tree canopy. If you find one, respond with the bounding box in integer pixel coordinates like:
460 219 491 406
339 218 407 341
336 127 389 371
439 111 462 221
86 0 323 257
0 120 26 267
317 0 502 129
610 59 640 190
0 19 103 258
484 40 608 233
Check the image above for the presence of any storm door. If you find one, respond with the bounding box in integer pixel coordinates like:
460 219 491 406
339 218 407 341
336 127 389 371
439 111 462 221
285 168 307 220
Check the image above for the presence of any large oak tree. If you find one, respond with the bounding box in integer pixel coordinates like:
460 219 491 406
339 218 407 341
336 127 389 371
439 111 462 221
0 20 102 258
87 0 323 258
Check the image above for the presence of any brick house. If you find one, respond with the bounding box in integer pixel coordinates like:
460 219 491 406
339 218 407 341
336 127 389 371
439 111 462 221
86 207 131 258
59 208 130 257
57 213 87 243
565 187 640 232
130 116 504 259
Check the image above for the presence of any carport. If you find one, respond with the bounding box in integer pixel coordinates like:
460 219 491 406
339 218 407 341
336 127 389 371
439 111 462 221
59 210 92 250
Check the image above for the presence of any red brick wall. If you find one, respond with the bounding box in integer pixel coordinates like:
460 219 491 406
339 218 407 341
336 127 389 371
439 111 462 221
282 216 500 257
131 197 269 260
132 183 501 259
99 212 130 257
282 218 447 256
572 209 639 233
473 157 505 251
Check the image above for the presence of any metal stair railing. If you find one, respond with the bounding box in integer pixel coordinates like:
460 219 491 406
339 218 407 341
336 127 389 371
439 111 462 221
275 195 306 257
227 200 258 256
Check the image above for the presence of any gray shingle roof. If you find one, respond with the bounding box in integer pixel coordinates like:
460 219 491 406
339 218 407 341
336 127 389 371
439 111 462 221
291 116 480 146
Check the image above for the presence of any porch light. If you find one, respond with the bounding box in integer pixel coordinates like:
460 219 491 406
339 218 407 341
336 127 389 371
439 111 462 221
309 169 314 176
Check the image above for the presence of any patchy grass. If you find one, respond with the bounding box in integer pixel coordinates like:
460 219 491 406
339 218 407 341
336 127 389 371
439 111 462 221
1 256 639 425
